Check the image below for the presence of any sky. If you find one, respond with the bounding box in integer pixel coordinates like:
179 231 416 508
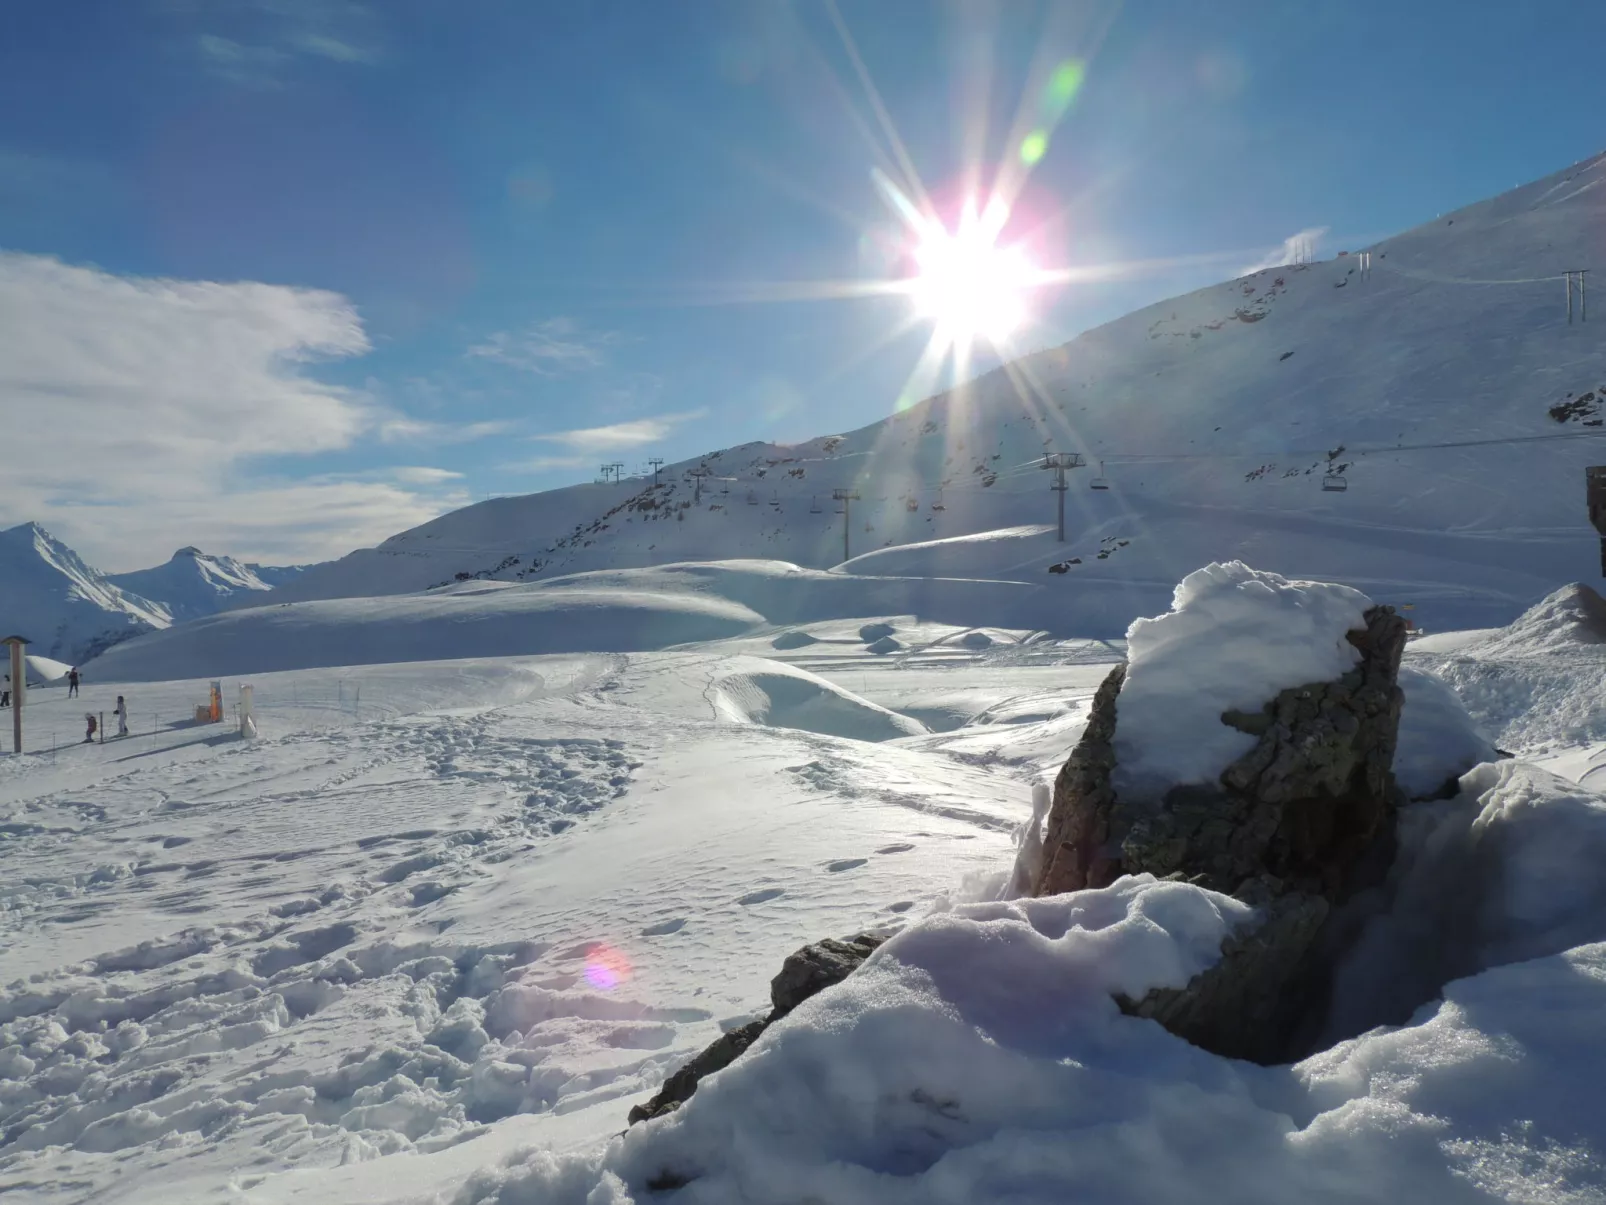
5 0 1606 571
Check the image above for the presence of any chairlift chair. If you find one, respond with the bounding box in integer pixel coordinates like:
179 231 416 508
1321 473 1348 493
809 495 822 514
1090 461 1110 490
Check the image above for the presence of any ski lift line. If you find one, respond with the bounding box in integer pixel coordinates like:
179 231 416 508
1092 427 1606 465
1378 261 1583 288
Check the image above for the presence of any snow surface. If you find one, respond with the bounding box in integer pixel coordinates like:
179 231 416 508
5 558 1606 1202
1393 666 1499 799
1112 562 1372 800
457 761 1606 1204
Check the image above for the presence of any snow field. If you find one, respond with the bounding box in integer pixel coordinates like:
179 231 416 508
2 635 1083 1202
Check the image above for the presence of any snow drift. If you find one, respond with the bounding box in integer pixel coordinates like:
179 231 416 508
84 586 765 680
706 660 927 741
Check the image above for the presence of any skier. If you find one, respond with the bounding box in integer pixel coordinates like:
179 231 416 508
0 673 8 709
115 695 129 738
67 668 79 697
84 713 97 743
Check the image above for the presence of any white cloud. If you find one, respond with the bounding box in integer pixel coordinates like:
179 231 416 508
378 416 513 445
467 318 618 376
388 466 463 485
0 251 459 570
1240 226 1330 276
532 409 709 452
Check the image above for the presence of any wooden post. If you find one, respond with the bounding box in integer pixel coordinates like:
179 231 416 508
2 636 27 754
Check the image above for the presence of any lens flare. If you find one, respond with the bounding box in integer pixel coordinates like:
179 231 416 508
584 943 631 991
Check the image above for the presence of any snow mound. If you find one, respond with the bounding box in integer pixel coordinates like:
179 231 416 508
770 630 819 650
85 587 764 680
838 525 1058 579
707 660 927 741
956 629 994 649
1393 666 1500 798
1476 582 1606 656
858 622 897 642
21 654 71 685
459 861 1606 1204
1113 562 1373 800
1320 760 1606 1047
865 635 903 655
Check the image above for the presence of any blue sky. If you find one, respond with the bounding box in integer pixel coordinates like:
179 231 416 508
5 0 1606 569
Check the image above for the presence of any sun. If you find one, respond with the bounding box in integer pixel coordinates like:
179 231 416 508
906 201 1037 346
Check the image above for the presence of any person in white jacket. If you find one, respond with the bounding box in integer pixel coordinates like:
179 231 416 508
115 695 128 738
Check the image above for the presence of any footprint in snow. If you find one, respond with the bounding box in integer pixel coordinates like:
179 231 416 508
876 843 915 855
826 858 867 873
886 901 914 913
737 888 786 906
640 917 687 936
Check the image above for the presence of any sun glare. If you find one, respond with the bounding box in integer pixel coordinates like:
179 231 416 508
906 200 1037 347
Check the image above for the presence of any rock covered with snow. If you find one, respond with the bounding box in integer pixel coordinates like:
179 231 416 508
1111 562 1374 801
1031 563 1409 1061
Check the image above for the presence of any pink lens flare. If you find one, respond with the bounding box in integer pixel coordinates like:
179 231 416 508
584 943 632 991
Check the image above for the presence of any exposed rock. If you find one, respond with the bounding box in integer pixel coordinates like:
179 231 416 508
1033 605 1410 1063
770 934 884 1018
627 933 884 1125
1118 890 1330 1064
627 1021 765 1125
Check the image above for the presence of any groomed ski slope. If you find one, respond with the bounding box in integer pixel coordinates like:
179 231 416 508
266 153 1606 635
5 571 1606 1204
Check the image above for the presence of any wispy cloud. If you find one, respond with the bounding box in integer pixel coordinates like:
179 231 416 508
532 409 709 452
388 466 464 485
1240 226 1329 275
467 318 619 376
378 417 513 445
178 0 382 86
0 251 461 569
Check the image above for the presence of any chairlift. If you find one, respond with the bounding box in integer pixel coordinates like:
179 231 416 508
809 495 822 514
1321 473 1348 493
1090 461 1110 491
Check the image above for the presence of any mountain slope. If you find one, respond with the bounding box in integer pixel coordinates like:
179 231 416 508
0 523 170 663
272 152 1606 632
107 547 302 622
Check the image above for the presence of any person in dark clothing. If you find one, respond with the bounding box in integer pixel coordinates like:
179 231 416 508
67 668 79 697
84 713 97 743
1 674 9 709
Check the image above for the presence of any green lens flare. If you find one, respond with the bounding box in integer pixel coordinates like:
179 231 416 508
1047 60 1086 113
1019 130 1048 165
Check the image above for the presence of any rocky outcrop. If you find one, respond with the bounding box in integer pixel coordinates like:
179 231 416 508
627 933 884 1125
1034 605 1410 1063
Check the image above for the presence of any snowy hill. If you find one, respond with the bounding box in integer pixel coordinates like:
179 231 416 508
0 522 170 663
107 546 306 622
272 153 1606 633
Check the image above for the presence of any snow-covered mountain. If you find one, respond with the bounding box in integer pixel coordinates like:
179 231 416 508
0 522 171 664
271 152 1606 633
107 546 307 623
